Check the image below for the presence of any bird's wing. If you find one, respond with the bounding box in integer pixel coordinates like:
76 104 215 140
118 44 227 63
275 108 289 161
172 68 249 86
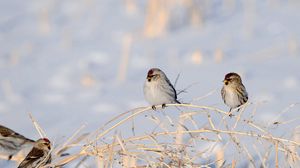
165 77 179 102
221 87 226 104
236 84 248 104
0 125 15 137
0 125 34 142
18 148 44 168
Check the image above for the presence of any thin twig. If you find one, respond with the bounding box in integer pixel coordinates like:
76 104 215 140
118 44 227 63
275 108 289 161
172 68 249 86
28 112 47 138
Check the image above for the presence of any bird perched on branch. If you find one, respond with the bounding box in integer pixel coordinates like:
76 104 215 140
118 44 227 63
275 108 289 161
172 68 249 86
18 138 51 168
0 125 34 160
221 72 248 116
144 68 180 110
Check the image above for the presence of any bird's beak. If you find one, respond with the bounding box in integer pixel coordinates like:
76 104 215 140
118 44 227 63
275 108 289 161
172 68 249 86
223 79 228 85
147 75 153 82
47 144 51 150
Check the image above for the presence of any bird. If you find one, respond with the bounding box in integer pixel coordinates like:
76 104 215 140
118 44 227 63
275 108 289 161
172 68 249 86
0 125 35 160
143 68 180 110
18 138 51 168
221 72 248 116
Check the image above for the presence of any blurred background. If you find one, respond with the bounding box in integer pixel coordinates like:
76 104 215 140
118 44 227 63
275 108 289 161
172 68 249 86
0 0 300 167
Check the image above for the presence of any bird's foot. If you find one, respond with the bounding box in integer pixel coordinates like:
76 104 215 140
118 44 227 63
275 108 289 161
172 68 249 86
152 105 156 110
228 108 234 117
162 104 167 109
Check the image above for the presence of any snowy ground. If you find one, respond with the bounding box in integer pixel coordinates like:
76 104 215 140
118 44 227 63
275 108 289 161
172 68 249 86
0 0 300 167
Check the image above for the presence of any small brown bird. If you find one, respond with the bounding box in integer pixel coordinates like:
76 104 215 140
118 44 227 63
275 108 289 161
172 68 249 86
18 138 51 168
0 125 34 160
221 72 248 114
143 68 180 110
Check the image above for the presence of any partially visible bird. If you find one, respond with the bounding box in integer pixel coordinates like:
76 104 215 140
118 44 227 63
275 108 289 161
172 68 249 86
18 138 51 168
0 125 34 160
221 72 248 116
143 68 180 110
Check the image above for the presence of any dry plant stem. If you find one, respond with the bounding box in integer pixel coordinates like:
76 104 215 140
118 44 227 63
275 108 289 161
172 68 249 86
222 112 243 153
185 115 199 130
131 111 135 136
170 104 229 115
98 107 146 135
206 112 225 167
175 115 185 141
107 134 116 168
45 155 78 167
89 134 296 167
92 104 228 144
173 73 180 88
262 147 271 168
233 105 245 129
163 112 175 126
177 82 202 96
215 148 225 168
104 104 227 134
116 135 126 153
240 113 299 162
268 103 299 127
45 104 299 167
280 117 300 125
253 144 266 167
250 102 259 119
55 124 86 155
74 156 88 168
244 120 268 134
207 113 222 141
275 141 279 168
147 114 172 135
88 104 300 162
94 107 151 142
28 112 47 138
241 143 255 167
118 129 300 147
